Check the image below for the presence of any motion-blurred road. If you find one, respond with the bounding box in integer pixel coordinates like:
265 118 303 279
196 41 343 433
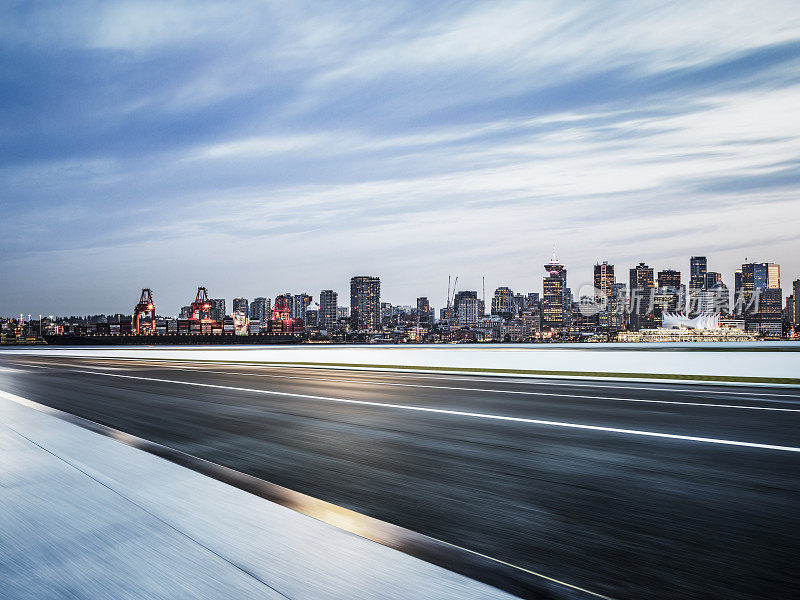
1 353 798 599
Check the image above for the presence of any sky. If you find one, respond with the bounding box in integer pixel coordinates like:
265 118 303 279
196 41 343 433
2 0 800 316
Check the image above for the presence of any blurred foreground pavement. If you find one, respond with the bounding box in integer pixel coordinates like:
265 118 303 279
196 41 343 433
0 393 517 600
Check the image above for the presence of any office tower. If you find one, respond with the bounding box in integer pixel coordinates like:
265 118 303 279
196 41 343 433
525 292 540 308
767 263 780 289
491 287 513 320
629 262 655 330
457 296 479 326
416 297 431 323
593 262 615 304
689 256 707 290
657 269 682 312
319 290 338 330
786 295 795 326
653 292 673 324
454 290 478 316
210 298 226 321
232 297 248 317
740 262 769 312
688 256 707 316
757 288 783 337
795 280 800 325
249 297 269 322
542 249 566 332
658 269 681 289
740 262 782 334
350 276 381 332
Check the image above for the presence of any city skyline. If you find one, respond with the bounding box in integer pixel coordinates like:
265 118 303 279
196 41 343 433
4 250 794 319
2 2 800 316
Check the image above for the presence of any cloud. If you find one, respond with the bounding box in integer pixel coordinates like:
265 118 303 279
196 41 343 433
1 0 800 315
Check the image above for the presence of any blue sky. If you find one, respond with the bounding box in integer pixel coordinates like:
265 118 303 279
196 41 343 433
2 0 800 316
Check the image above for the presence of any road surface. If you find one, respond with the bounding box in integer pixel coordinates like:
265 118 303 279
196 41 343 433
0 352 798 599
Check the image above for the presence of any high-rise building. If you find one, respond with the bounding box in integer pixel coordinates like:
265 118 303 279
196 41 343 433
454 291 478 316
416 297 431 323
739 262 769 310
542 249 566 332
688 256 708 316
757 288 783 337
457 296 479 326
689 256 707 290
608 282 627 333
629 262 655 330
491 287 513 319
210 298 226 321
350 276 381 332
232 297 249 317
794 280 800 325
658 269 681 289
593 262 615 305
740 262 782 334
249 297 269 322
657 269 682 312
283 293 312 319
767 263 781 290
319 290 338 331
280 293 313 319
304 307 319 329
545 247 567 285
786 295 795 326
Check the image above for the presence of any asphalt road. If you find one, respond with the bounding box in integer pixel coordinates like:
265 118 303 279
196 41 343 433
1 353 798 599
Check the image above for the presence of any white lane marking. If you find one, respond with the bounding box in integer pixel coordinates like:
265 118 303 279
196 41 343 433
11 360 800 410
101 359 800 398
179 369 800 412
10 357 800 397
65 369 800 453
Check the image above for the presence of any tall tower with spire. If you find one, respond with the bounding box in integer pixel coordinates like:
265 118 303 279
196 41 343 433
544 245 567 284
542 245 567 333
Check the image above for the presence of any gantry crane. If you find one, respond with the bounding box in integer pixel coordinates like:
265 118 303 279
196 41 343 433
190 286 212 320
133 288 156 334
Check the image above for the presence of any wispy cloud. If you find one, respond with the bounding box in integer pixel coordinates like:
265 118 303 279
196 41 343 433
1 0 800 314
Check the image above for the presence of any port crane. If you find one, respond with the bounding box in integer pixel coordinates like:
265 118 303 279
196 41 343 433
133 288 156 334
190 286 212 320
